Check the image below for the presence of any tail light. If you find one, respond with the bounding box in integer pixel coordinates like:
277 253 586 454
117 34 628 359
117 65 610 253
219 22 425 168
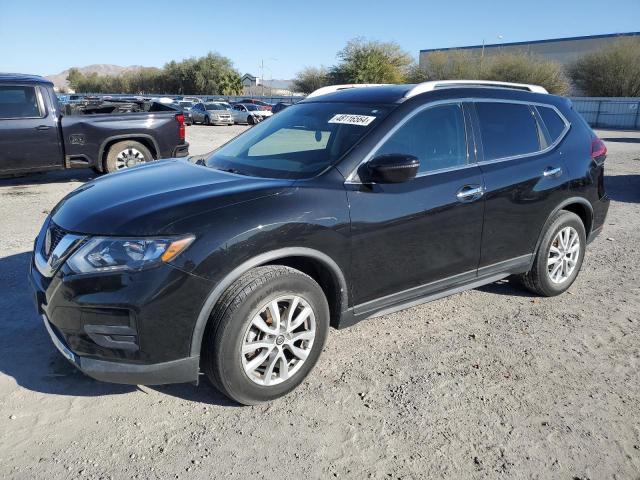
175 113 185 140
591 137 607 161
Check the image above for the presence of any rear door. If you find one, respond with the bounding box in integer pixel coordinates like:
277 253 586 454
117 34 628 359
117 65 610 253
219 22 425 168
0 84 63 173
347 102 485 314
472 100 569 273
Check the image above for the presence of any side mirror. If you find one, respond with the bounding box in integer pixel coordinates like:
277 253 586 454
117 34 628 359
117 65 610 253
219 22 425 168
360 154 420 184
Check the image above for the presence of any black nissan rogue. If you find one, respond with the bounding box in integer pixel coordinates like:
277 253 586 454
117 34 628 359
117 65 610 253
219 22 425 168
30 81 609 405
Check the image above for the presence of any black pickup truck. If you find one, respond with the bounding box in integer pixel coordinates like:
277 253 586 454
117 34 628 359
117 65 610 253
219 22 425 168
0 74 189 175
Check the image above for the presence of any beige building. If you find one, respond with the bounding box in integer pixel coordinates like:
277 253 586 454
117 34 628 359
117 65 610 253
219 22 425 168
419 32 640 67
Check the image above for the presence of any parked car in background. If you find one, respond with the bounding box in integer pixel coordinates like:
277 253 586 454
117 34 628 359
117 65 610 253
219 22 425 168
230 103 273 124
271 102 290 114
29 80 609 405
190 102 234 125
239 98 273 111
0 74 188 175
181 96 203 103
174 101 195 125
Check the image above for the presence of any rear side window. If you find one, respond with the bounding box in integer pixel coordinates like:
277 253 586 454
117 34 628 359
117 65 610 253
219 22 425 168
476 102 540 161
537 106 566 142
375 103 468 174
0 85 43 119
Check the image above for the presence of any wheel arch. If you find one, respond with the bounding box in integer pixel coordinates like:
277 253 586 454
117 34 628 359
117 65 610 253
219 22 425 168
98 135 159 171
190 247 348 357
534 197 594 254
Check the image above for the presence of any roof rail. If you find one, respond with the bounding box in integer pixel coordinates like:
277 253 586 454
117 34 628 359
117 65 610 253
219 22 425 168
306 84 388 98
405 80 548 97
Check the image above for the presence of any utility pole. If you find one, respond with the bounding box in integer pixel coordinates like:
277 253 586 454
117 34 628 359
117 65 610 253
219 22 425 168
260 59 264 97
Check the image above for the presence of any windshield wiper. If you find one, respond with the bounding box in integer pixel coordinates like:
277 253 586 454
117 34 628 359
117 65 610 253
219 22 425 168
215 166 249 176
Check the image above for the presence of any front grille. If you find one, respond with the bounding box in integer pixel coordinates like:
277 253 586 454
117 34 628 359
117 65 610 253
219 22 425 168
42 222 66 259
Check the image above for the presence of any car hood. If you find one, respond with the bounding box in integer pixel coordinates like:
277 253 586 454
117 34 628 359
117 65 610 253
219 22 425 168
51 159 292 236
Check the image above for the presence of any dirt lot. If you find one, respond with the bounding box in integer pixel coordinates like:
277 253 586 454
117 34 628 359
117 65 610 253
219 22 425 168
0 125 638 480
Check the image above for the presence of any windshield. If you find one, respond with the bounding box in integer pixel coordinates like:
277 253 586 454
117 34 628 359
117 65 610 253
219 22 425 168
179 101 194 108
244 104 260 111
205 103 226 110
206 102 391 179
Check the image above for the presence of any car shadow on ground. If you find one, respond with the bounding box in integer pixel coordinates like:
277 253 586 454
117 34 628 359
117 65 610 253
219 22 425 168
475 278 537 298
0 169 95 186
0 251 238 406
605 174 640 203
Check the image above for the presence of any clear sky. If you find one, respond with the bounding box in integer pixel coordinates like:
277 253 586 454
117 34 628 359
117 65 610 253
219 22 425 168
1 0 638 79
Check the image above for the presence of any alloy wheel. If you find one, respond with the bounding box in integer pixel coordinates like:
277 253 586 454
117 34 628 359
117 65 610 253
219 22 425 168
241 295 316 386
115 147 146 170
547 226 580 284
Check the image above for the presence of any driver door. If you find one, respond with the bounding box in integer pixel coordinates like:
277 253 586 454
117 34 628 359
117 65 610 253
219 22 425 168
346 102 485 315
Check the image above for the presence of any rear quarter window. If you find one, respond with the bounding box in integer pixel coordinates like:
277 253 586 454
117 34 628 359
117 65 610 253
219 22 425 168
537 105 567 142
476 102 540 161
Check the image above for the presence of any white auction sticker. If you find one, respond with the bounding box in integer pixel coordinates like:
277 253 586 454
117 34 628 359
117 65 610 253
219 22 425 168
328 114 377 126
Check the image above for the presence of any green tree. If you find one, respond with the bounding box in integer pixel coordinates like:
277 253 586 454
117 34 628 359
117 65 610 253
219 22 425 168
330 38 413 84
292 66 330 94
68 52 243 95
411 50 570 95
66 67 84 90
569 37 640 97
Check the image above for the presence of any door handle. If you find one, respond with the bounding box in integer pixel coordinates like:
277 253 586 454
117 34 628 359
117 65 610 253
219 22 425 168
456 185 484 202
35 125 51 131
543 166 562 177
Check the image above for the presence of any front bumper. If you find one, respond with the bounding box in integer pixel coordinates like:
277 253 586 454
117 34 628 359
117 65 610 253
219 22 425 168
29 248 212 385
41 314 199 384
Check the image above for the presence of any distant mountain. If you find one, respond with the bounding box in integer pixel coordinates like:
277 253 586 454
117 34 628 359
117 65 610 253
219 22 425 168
45 64 146 90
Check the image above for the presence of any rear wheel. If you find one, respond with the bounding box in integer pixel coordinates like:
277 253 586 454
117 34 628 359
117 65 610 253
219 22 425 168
104 140 152 174
520 210 586 296
202 265 329 405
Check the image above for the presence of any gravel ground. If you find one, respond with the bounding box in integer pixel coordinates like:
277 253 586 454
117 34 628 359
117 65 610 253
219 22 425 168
0 125 638 480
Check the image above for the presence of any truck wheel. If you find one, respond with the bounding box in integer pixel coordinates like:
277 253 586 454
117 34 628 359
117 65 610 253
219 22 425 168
104 140 153 173
202 265 329 405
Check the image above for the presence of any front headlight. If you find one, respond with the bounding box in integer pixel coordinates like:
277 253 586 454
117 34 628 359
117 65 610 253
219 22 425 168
66 236 194 274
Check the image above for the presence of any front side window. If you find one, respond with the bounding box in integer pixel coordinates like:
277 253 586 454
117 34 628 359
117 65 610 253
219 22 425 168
374 103 468 174
0 85 42 119
476 102 540 161
207 102 391 179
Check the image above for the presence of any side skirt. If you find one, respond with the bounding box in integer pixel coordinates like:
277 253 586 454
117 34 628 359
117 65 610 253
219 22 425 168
338 254 533 328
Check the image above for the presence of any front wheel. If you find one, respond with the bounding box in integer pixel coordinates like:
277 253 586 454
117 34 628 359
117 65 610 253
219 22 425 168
520 210 586 296
204 115 210 126
247 115 255 125
202 266 329 405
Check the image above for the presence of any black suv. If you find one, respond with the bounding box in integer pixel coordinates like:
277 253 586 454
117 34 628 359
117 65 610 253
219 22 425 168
30 81 609 405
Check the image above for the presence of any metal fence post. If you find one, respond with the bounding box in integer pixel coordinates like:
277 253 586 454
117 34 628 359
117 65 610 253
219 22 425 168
594 100 602 128
635 101 640 130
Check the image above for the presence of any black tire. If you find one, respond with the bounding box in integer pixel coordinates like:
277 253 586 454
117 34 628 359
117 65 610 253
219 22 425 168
247 115 255 125
202 265 329 405
104 140 152 174
520 210 586 296
204 115 210 126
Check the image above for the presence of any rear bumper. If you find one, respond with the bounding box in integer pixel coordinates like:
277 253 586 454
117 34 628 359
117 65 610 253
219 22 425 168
589 193 610 244
173 143 189 158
